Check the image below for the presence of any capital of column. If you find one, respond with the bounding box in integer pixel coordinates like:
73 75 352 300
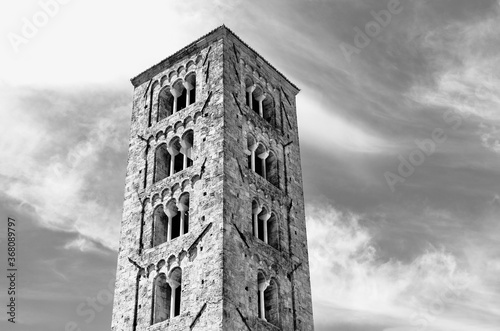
183 81 193 90
246 84 256 93
252 205 263 214
167 278 180 289
259 212 271 221
167 146 180 156
165 207 178 218
170 88 182 98
249 143 258 152
258 151 269 159
258 280 270 291
177 203 188 212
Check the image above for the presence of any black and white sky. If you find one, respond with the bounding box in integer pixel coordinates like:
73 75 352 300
1 0 499 330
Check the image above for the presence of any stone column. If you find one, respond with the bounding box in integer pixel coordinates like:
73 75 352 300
257 94 267 117
258 151 269 178
168 279 180 318
183 81 193 106
246 84 256 107
165 208 177 242
170 88 181 113
249 143 258 172
258 280 270 320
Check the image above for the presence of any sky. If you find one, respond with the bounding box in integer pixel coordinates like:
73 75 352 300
0 0 499 330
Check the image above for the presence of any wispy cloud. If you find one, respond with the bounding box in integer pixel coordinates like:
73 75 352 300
307 202 500 330
0 85 129 250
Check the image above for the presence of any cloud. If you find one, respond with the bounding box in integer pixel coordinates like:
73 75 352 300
0 85 129 250
307 202 499 330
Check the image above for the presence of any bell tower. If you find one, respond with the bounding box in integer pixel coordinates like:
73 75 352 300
111 26 314 331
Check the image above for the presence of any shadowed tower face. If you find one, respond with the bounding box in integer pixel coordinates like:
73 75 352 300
111 26 314 331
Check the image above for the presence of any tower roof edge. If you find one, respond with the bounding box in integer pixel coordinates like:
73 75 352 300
130 25 299 93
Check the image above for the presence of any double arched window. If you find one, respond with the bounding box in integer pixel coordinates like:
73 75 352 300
251 200 279 249
257 272 279 327
154 131 194 183
244 77 275 126
152 268 182 324
149 73 197 127
246 134 279 188
152 193 190 247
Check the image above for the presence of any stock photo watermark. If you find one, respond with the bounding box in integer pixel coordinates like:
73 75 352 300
384 108 470 192
339 0 403 63
6 217 17 323
409 275 471 330
7 0 73 53
65 277 115 331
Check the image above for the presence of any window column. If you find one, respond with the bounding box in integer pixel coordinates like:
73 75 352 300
183 81 193 106
167 147 179 176
249 143 257 172
170 88 181 113
257 94 266 117
258 279 270 321
167 278 180 318
260 212 271 244
165 208 177 241
246 84 256 107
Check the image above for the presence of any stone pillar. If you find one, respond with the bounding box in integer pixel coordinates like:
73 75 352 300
257 94 266 117
249 143 258 172
170 88 181 113
165 208 177 241
168 279 180 318
183 81 193 106
258 280 270 321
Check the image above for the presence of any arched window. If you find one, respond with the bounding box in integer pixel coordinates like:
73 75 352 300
266 151 279 188
172 80 186 112
168 268 182 318
247 134 257 171
152 274 169 324
262 95 275 126
245 77 254 108
158 87 174 122
152 268 182 325
152 205 168 247
255 143 267 178
257 207 269 242
268 213 279 250
257 272 267 320
252 86 264 115
252 200 261 239
178 193 190 235
264 279 279 327
154 144 171 183
169 138 183 174
185 73 196 106
181 130 194 169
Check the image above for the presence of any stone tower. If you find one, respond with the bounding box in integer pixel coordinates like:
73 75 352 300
111 26 314 331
